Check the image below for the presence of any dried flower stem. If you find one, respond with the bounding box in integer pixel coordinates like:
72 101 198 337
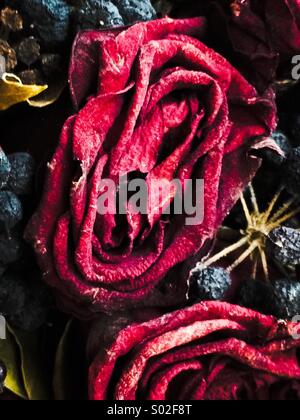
203 185 300 280
227 240 259 272
203 236 249 267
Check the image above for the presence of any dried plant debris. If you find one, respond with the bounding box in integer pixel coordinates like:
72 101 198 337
0 3 66 108
0 0 158 109
203 185 300 281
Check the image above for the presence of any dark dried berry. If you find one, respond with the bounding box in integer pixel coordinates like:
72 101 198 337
272 279 300 319
1 7 23 31
268 226 300 266
0 271 27 316
237 278 300 320
0 148 11 190
113 0 156 24
282 147 300 196
7 153 35 195
0 191 23 231
18 69 45 85
40 53 61 77
17 37 40 66
264 131 292 167
0 40 17 71
189 265 232 302
0 232 23 265
74 0 124 31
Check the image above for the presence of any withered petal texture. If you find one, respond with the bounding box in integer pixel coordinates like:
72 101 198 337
190 0 300 91
26 18 276 316
88 302 300 400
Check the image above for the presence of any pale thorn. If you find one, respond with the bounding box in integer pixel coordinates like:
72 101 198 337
262 187 283 224
251 252 259 279
203 236 249 267
227 240 259 272
249 183 259 214
259 247 269 282
268 198 296 224
240 193 252 226
266 207 300 232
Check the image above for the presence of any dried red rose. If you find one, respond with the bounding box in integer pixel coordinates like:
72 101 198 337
88 302 300 400
170 0 300 91
26 18 276 316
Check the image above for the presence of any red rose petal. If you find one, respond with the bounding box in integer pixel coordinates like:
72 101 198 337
88 302 300 400
26 18 276 315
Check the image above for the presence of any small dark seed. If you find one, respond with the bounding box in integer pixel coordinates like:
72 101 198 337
17 37 41 66
18 69 45 86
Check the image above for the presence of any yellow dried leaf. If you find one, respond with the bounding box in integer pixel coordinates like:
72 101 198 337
28 76 66 108
0 73 47 111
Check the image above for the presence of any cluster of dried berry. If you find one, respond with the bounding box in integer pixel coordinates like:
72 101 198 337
0 3 64 86
0 0 156 86
190 262 300 320
0 147 49 331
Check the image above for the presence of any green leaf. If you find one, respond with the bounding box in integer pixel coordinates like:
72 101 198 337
0 73 47 111
53 320 74 401
10 327 49 400
0 325 50 400
0 327 27 399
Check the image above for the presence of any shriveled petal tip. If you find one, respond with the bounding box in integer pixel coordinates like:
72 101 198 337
88 302 300 400
69 28 123 108
190 0 300 91
69 17 207 108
